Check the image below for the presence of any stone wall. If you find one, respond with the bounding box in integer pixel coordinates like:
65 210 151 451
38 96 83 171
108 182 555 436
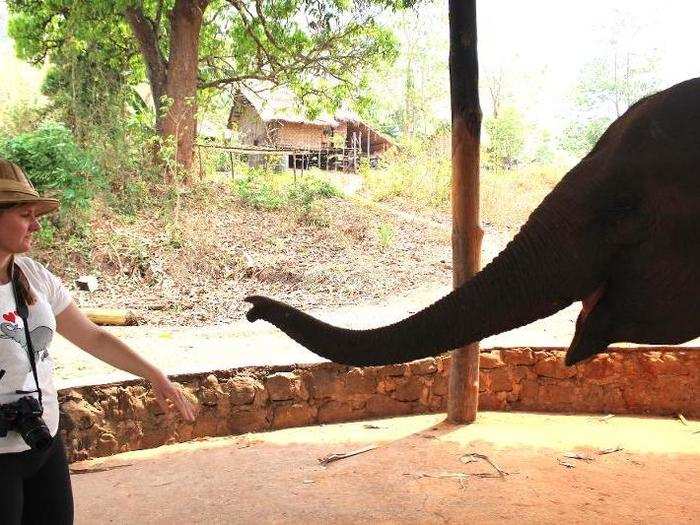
59 347 699 462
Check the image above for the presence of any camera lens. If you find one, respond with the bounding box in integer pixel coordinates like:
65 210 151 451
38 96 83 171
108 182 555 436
17 416 53 451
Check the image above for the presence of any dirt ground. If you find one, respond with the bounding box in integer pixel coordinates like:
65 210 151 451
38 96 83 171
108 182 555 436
71 411 699 524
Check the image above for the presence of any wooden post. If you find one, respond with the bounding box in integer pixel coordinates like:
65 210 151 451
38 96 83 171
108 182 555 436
228 151 235 180
447 0 484 424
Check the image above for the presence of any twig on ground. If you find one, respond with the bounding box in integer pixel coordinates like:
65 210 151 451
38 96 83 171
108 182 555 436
563 452 594 462
557 458 576 469
677 414 689 426
459 453 510 478
598 446 624 455
597 414 615 422
70 463 133 475
318 445 377 466
405 471 470 489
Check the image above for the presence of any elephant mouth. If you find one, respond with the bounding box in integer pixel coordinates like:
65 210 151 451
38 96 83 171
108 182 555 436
578 285 606 326
567 283 609 365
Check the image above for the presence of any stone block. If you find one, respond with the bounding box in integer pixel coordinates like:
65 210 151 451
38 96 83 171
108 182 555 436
229 407 270 434
534 354 577 379
431 374 448 397
479 392 507 410
365 395 413 417
318 400 355 424
226 375 261 405
60 400 104 431
501 348 536 366
410 358 437 376
307 367 342 398
392 378 423 402
273 403 316 428
266 372 308 401
344 368 378 395
491 367 513 392
480 352 505 369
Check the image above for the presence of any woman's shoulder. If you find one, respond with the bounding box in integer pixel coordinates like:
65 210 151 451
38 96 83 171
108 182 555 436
14 256 60 284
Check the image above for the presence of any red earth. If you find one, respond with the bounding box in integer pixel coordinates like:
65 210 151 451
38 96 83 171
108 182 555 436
71 411 699 524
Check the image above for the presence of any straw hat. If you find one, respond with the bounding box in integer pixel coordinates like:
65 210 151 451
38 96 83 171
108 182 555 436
0 158 59 216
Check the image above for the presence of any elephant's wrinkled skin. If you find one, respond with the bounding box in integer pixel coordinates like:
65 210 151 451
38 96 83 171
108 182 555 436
245 78 700 367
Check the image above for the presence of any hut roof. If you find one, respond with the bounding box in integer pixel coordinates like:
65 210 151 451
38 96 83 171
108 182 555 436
237 84 340 126
235 84 395 146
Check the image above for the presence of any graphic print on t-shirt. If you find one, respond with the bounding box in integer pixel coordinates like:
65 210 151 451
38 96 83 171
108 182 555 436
0 310 53 364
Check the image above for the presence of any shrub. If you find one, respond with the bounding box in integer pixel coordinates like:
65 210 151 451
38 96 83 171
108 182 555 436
0 121 103 212
232 169 341 224
233 170 286 210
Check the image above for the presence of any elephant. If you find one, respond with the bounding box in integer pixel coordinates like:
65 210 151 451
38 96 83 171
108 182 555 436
245 77 700 367
0 323 53 361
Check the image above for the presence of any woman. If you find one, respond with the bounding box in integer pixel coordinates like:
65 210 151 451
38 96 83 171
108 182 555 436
0 158 196 524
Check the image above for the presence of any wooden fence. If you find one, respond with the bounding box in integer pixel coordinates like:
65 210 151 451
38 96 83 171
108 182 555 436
196 142 376 179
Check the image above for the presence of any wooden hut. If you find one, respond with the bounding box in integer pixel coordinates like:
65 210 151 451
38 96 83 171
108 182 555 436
228 86 394 170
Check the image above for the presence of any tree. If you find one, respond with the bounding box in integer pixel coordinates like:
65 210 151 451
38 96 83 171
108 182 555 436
484 105 525 170
7 0 401 180
365 3 450 142
561 9 661 158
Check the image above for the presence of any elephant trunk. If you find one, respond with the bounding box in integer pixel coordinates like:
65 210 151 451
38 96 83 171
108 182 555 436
246 193 596 366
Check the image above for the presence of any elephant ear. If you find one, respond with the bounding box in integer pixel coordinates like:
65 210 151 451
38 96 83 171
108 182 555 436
565 286 612 366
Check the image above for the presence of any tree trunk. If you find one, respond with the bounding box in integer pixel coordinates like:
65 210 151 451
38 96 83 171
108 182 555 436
161 0 205 181
124 7 168 136
447 0 483 424
125 0 206 181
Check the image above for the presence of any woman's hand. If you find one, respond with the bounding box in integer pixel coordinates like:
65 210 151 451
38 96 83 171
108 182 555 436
149 370 197 422
57 303 197 422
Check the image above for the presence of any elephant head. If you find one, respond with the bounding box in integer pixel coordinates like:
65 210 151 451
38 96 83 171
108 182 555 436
245 78 700 367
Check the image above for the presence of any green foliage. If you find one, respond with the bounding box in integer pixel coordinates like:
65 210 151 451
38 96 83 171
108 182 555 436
363 133 451 209
561 14 660 161
484 106 526 170
232 168 340 223
559 117 612 158
0 122 103 212
234 170 286 211
377 223 395 249
7 0 403 172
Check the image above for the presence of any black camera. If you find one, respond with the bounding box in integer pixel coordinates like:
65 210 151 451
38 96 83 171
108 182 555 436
0 396 53 451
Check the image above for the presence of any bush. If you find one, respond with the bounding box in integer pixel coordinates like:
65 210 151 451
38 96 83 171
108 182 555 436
484 106 526 170
362 133 452 210
233 169 286 210
232 169 341 222
0 122 103 212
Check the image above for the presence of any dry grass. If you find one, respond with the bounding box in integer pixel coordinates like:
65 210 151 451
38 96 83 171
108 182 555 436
33 144 571 325
362 135 570 229
35 180 453 325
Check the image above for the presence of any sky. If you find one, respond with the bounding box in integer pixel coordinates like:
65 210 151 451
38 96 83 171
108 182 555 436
2 0 700 129
477 0 700 84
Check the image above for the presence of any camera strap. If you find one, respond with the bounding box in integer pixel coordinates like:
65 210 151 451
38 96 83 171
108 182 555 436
10 263 43 411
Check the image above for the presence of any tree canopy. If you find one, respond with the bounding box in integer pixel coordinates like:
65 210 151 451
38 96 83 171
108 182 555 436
7 0 404 177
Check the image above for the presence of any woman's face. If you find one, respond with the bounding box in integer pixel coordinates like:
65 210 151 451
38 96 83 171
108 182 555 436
0 203 41 255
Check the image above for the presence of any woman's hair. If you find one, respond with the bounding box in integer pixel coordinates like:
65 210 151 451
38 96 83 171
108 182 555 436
0 203 36 305
12 262 35 306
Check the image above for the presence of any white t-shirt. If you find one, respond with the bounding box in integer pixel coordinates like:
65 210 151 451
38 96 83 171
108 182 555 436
0 256 71 453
